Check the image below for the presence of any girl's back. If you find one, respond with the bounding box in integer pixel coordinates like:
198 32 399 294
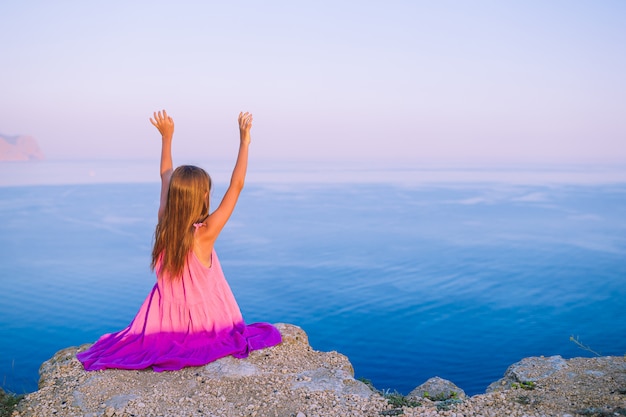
76 110 281 372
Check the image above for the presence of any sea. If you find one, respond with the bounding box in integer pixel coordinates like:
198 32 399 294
1 160 625 396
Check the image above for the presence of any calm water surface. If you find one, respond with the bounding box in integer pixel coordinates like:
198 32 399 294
1 164 625 396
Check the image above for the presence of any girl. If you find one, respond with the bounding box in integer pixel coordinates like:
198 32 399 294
77 110 281 371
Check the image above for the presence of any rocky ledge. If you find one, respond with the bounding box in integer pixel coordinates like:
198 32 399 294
13 324 626 417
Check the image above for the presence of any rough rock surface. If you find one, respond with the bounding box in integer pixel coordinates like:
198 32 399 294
14 324 386 417
407 376 467 401
486 355 569 392
13 324 626 417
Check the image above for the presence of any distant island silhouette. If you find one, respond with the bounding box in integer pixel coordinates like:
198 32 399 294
0 134 45 161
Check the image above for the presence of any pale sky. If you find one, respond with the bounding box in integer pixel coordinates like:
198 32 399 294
1 1 625 166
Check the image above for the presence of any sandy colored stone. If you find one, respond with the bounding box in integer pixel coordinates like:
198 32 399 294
12 325 626 417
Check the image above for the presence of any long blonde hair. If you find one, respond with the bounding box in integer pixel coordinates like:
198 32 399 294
151 165 211 278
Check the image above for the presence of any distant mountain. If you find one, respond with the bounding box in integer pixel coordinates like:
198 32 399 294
0 134 45 161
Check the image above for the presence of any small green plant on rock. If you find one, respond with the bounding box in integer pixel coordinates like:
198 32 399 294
421 390 462 411
381 389 421 408
0 389 23 417
357 377 376 390
356 378 421 409
436 398 463 411
512 381 536 390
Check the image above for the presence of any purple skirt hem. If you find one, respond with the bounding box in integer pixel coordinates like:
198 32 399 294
77 322 282 372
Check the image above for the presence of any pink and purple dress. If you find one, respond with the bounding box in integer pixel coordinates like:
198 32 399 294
77 249 281 371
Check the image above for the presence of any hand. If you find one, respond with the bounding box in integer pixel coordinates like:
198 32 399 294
150 110 175 140
238 112 253 145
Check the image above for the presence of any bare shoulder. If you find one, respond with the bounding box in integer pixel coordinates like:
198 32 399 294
193 226 215 267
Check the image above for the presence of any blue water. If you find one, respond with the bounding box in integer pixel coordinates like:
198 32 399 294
1 169 625 396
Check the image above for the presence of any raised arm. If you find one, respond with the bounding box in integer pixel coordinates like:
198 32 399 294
204 112 253 240
150 110 175 220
